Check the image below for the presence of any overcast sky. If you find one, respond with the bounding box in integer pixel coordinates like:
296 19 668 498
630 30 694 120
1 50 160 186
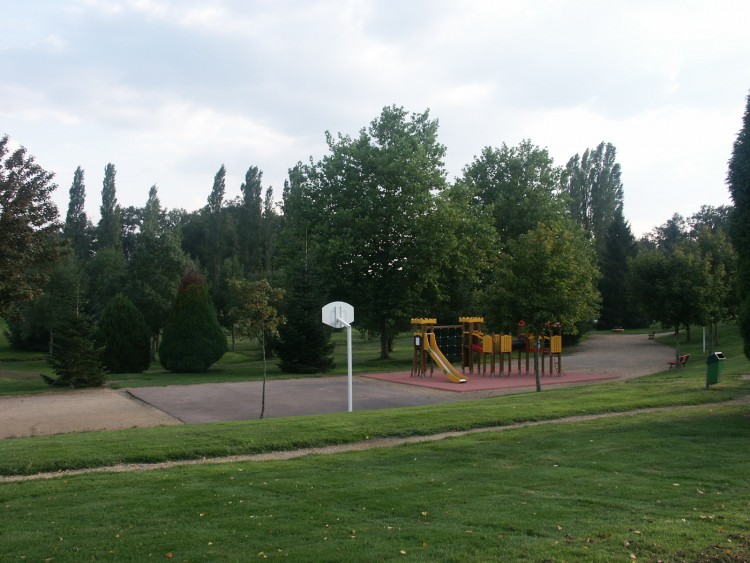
3 0 748 236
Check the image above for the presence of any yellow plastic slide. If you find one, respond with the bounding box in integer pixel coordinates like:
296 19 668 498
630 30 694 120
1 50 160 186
426 332 468 384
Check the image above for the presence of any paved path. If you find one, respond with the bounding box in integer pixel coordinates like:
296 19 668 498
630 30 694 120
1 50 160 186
0 332 675 438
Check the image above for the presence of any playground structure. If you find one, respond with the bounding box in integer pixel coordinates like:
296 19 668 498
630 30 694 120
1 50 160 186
411 317 563 384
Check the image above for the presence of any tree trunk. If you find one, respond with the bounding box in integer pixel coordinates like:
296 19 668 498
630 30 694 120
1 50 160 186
260 332 267 419
380 319 390 360
685 324 692 342
674 326 682 367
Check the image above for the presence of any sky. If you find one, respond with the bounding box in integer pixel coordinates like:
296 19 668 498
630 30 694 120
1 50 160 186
2 0 749 237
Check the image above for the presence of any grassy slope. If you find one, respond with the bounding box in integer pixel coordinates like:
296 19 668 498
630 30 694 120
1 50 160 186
1 324 749 560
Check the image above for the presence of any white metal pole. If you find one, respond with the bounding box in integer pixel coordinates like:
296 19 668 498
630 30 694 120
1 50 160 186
347 324 353 412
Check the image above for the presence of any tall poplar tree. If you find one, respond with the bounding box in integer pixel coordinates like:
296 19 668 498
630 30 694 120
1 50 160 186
207 165 226 288
562 142 624 255
727 91 750 359
240 165 263 274
97 163 121 250
64 166 91 262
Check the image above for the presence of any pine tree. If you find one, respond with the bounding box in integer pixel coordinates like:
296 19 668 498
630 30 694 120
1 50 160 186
98 293 151 373
275 263 335 374
727 91 750 359
159 269 227 373
47 310 106 388
598 211 643 328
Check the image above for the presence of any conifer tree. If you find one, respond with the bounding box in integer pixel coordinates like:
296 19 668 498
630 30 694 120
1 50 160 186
159 269 227 373
47 309 106 388
727 91 750 358
98 293 151 373
275 262 334 374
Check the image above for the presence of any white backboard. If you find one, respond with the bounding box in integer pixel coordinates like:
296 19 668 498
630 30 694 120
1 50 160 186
322 301 354 328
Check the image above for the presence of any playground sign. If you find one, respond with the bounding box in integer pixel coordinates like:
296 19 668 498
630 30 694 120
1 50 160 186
322 301 354 412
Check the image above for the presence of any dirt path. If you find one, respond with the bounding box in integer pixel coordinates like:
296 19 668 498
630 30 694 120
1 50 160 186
0 332 674 439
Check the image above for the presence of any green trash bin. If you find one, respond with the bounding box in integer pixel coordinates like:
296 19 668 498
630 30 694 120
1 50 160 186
706 352 725 387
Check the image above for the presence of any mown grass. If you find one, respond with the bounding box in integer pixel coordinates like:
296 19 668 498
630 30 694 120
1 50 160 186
1 323 749 560
0 324 413 394
1 323 749 477
1 405 749 561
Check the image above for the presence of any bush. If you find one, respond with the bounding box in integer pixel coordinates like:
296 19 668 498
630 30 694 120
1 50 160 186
159 271 227 373
98 293 151 373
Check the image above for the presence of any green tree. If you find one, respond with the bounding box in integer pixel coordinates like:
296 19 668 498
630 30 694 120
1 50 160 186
0 134 62 317
461 141 564 242
85 247 126 320
562 142 624 254
628 246 711 365
693 225 736 350
275 259 335 374
97 163 121 250
63 166 92 262
47 310 106 388
98 293 150 373
727 91 750 359
207 165 226 289
597 210 642 329
260 186 280 274
239 165 263 274
5 254 83 352
125 186 188 357
159 269 227 373
292 106 452 359
649 213 688 253
228 278 285 418
486 219 601 390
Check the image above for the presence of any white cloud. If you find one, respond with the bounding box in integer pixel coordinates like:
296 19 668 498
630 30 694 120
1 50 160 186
1 0 747 233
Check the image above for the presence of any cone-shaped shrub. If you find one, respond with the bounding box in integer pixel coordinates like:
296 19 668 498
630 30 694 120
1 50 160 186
159 270 227 373
98 293 151 373
48 312 106 388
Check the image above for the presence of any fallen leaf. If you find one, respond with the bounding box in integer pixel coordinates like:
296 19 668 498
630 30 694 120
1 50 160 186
165 553 173 559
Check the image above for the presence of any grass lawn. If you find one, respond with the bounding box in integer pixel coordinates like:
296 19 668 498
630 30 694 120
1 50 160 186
0 324 414 394
1 322 749 560
1 405 749 561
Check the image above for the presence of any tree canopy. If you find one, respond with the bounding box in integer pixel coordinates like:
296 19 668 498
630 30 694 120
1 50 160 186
287 105 452 358
0 134 61 318
727 91 750 359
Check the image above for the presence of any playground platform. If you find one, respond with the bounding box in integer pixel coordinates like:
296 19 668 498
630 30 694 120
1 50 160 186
362 370 618 393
